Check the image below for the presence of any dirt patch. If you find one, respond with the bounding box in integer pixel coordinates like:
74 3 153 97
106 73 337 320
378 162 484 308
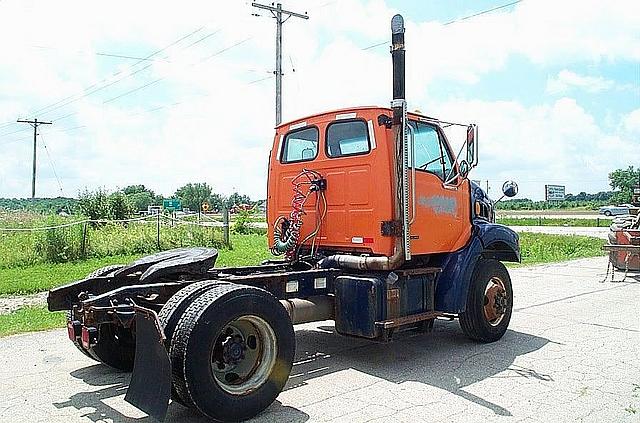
0 292 47 315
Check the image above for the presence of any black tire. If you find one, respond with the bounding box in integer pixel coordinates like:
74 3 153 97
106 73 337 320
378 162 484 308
459 259 513 343
86 264 125 279
90 323 136 371
68 264 126 361
604 210 612 216
157 281 218 406
170 284 295 421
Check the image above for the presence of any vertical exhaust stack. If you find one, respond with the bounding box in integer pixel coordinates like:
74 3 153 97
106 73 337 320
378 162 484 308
391 14 405 103
390 14 412 262
318 14 409 271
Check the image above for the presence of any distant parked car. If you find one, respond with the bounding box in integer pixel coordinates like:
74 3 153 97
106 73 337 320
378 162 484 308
599 205 629 216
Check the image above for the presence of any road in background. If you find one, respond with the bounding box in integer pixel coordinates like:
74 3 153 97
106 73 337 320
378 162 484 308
510 226 609 239
497 210 603 220
1 256 638 422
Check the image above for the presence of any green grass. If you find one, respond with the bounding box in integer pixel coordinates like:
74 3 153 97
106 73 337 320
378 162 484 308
0 306 66 337
497 217 612 227
0 232 607 337
0 234 270 296
216 234 271 267
0 216 226 269
518 232 606 266
0 254 142 296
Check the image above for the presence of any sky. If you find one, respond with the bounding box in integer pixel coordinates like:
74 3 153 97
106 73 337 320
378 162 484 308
0 0 638 201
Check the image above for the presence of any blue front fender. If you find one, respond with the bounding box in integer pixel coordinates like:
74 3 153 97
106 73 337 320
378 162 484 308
435 222 519 313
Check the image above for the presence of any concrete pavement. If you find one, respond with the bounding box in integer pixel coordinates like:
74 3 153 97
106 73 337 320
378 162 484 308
0 256 638 422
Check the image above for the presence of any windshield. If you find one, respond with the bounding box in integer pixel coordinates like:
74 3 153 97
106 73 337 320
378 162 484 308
408 121 454 181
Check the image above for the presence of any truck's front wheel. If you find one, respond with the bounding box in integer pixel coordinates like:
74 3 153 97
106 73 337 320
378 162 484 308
170 284 295 421
459 259 513 343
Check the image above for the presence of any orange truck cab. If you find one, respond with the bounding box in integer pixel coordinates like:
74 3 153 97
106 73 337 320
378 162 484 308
267 106 474 258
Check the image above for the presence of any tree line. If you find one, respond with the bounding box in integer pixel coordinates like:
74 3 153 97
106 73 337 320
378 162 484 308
0 182 258 219
497 166 639 210
1 166 638 215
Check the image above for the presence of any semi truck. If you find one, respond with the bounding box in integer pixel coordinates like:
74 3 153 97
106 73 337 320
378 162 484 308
48 14 520 422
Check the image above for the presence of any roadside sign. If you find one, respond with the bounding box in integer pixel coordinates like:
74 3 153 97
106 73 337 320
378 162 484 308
163 198 182 211
202 202 210 212
545 185 565 201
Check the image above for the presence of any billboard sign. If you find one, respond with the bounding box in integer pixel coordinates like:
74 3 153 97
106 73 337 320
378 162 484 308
545 185 565 201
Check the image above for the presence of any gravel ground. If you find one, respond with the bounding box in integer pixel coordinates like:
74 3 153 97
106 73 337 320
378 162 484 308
0 292 47 315
0 256 638 423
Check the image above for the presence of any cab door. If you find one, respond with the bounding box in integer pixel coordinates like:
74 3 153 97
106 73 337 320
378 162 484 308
408 121 472 254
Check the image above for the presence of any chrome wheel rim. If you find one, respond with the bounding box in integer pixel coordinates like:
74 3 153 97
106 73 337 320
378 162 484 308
211 315 277 395
483 277 508 326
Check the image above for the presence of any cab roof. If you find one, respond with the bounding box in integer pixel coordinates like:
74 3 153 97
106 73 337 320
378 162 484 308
276 106 468 131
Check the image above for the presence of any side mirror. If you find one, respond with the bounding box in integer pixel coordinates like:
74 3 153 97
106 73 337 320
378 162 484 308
502 180 518 198
466 124 478 167
459 160 470 179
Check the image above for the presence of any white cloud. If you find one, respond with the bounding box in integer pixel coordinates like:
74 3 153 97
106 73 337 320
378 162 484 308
434 98 639 199
0 0 639 201
546 70 615 94
622 109 640 134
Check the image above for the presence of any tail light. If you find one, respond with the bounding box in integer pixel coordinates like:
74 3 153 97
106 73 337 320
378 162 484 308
81 326 98 349
67 320 81 341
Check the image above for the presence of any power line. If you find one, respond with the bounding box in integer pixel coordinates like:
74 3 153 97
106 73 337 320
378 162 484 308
100 37 252 105
361 0 524 51
39 133 65 196
0 26 210 128
27 27 227 124
0 127 31 137
443 0 523 25
33 26 210 117
30 45 174 63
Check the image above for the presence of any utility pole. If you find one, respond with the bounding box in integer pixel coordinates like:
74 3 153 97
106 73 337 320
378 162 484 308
252 2 309 126
16 118 52 198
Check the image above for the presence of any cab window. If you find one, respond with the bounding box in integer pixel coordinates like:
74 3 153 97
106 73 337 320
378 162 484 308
326 120 370 157
281 126 318 163
409 121 454 181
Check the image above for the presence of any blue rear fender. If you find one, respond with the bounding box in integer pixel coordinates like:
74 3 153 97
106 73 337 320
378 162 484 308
434 222 519 313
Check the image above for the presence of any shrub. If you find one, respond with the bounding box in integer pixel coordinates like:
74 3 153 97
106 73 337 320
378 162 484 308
34 217 84 263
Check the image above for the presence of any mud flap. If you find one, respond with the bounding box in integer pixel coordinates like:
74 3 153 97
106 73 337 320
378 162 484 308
125 307 171 421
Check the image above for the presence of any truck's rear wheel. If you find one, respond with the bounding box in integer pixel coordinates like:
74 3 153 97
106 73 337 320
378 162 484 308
170 284 295 421
459 259 513 343
158 280 218 406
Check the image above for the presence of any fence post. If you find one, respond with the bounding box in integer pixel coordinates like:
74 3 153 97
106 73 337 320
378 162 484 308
596 217 600 227
157 212 161 250
223 207 230 247
81 222 88 258
538 216 542 226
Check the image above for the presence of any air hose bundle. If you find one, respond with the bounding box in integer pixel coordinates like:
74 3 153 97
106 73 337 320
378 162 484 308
272 169 326 260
